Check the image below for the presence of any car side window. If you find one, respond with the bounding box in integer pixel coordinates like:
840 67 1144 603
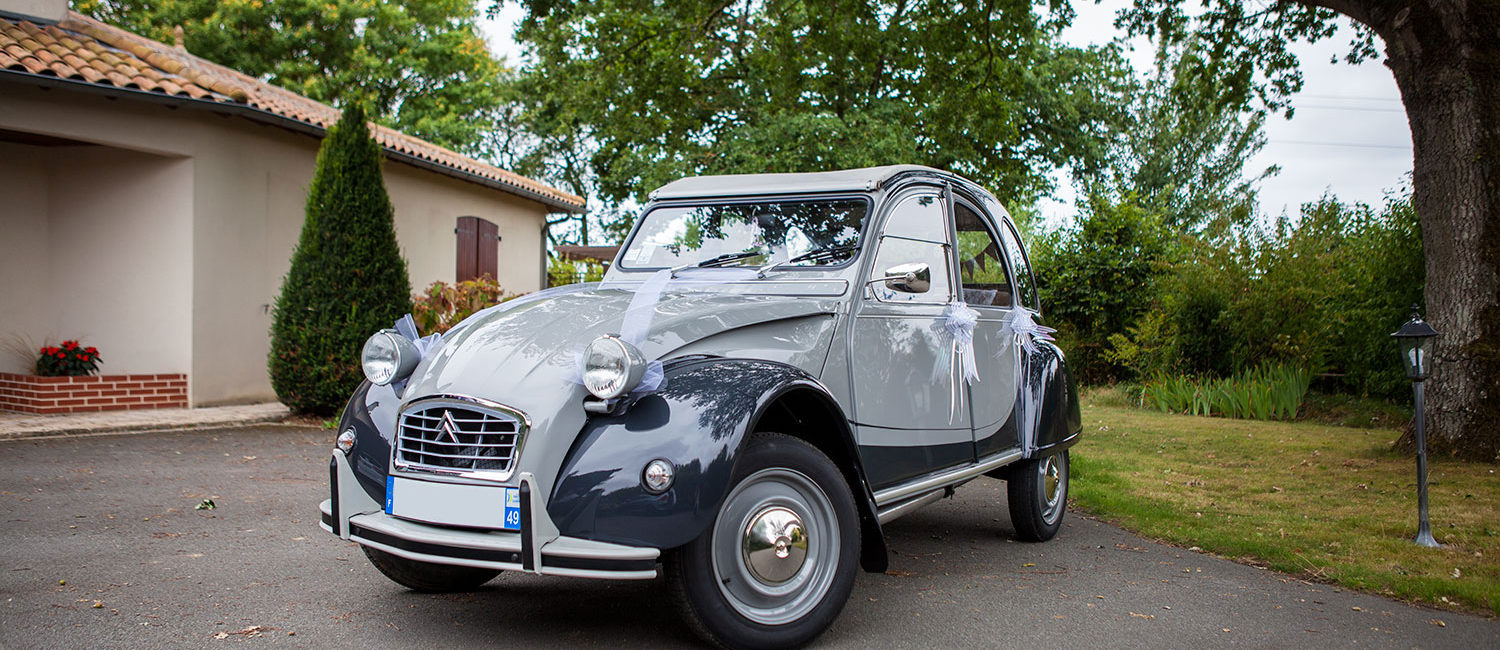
997 219 1039 310
868 192 952 303
953 203 1013 308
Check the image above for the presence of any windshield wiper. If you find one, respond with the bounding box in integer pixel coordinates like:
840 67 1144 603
755 245 859 278
670 251 762 277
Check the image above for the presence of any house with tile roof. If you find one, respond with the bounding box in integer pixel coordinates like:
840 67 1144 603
0 0 585 409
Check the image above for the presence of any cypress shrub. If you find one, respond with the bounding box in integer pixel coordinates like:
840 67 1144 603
269 104 412 415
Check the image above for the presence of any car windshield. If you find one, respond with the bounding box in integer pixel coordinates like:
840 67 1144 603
618 199 868 270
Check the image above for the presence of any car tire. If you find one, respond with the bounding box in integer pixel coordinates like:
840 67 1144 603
667 432 860 650
1006 451 1069 542
362 546 500 592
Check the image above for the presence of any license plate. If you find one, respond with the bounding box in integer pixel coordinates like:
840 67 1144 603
385 476 520 531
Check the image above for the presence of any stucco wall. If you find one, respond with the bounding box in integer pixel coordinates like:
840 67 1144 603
0 82 553 405
0 141 194 378
0 0 68 22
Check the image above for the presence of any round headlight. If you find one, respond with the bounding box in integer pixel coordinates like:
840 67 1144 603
361 330 419 386
582 335 646 399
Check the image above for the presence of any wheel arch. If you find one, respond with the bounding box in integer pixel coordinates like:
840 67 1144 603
748 384 889 573
547 357 888 572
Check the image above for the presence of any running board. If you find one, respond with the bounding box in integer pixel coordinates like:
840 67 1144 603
876 490 945 525
873 449 1024 507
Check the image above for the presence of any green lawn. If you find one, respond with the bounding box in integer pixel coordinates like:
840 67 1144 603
1069 399 1500 616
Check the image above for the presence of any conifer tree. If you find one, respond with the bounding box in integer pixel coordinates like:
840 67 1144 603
270 104 412 415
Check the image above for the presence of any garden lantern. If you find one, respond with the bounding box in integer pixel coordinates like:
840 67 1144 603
1391 305 1440 548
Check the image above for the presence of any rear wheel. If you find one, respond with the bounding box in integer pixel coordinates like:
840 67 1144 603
362 546 500 592
1006 451 1069 542
668 433 859 650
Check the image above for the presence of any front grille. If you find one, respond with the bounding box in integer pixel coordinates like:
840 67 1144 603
396 402 522 475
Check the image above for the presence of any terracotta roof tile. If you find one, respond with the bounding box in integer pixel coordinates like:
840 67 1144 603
0 12 584 212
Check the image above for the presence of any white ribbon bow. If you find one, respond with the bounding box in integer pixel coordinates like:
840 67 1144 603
931 301 981 423
1005 309 1056 355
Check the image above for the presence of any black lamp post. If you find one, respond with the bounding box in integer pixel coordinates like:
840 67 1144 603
1391 304 1440 548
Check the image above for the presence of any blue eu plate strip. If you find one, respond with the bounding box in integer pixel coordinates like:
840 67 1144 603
384 476 394 514
503 487 521 530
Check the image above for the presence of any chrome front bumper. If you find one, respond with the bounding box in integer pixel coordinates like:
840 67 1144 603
321 452 659 580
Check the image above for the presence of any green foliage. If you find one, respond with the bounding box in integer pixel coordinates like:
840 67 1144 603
78 0 506 154
547 257 608 287
502 0 1131 213
1096 38 1273 231
1140 363 1311 420
1109 192 1424 399
412 275 518 335
1032 194 1175 383
270 105 412 415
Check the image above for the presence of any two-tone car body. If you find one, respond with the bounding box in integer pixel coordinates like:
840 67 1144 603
321 165 1081 649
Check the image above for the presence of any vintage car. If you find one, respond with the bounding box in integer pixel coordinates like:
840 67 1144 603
320 165 1081 649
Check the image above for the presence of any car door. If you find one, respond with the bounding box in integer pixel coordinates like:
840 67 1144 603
952 200 1022 458
850 188 973 489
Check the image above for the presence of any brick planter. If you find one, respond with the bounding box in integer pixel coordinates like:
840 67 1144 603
0 372 188 414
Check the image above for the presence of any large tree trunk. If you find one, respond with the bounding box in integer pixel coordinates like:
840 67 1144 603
1367 1 1500 462
1310 0 1500 461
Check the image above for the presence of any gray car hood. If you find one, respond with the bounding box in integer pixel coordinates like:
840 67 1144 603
402 286 839 414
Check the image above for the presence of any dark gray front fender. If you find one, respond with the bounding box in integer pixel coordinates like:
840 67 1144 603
547 357 889 572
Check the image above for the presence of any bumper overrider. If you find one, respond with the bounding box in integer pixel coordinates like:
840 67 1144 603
320 444 660 581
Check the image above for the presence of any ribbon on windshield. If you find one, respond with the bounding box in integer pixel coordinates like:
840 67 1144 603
931 301 981 424
1005 309 1056 355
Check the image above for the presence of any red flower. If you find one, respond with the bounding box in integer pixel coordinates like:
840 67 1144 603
62 341 77 350
85 347 98 354
55 352 65 358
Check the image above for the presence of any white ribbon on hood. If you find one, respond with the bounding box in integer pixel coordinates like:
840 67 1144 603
394 313 444 361
576 266 761 396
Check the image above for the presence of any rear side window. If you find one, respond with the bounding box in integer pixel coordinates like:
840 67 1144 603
954 203 1013 308
997 220 1038 310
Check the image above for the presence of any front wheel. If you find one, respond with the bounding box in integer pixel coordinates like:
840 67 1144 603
1006 451 1069 542
362 546 500 592
667 433 859 650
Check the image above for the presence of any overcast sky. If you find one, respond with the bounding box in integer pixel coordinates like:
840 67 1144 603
479 2 1413 224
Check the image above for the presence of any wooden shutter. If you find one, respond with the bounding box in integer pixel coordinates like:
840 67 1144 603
476 218 498 280
456 216 479 282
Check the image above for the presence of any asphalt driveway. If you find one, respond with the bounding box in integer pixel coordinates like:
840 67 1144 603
1 426 1494 648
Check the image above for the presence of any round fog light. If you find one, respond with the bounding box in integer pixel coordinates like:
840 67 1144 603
336 428 356 454
643 459 675 493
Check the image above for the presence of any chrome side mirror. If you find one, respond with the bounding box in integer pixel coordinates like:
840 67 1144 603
872 262 931 294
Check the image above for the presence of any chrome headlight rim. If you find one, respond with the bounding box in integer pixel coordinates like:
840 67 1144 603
582 334 646 399
361 329 419 386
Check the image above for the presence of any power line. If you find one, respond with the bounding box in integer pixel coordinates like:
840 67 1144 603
1296 103 1406 113
1298 93 1403 103
1272 139 1411 150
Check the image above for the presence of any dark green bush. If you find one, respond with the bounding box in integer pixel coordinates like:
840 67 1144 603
1104 191 1423 399
1033 194 1174 383
269 105 413 415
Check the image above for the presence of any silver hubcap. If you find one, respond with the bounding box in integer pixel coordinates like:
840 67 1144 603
712 468 839 625
743 507 808 584
1040 455 1066 524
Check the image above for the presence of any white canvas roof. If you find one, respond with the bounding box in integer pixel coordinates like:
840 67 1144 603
649 165 953 200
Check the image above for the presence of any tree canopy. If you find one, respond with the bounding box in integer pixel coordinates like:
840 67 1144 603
78 0 507 154
503 0 1132 221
